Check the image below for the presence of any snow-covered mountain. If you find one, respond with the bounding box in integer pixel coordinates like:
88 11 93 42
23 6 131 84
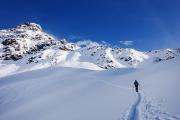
0 22 180 76
0 23 180 120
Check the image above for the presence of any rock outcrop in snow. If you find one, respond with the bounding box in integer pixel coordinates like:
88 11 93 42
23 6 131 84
0 22 78 62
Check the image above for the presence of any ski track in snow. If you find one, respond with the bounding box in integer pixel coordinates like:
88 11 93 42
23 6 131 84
119 91 180 120
128 92 141 120
118 92 142 120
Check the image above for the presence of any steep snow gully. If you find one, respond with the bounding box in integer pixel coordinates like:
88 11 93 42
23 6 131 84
128 92 141 120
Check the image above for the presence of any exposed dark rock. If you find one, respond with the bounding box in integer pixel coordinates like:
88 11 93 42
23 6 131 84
11 55 23 61
2 39 17 46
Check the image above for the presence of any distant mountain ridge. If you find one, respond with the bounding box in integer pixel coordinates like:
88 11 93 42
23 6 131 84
0 22 179 72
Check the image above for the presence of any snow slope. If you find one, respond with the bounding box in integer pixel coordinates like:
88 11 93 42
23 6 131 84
0 56 180 120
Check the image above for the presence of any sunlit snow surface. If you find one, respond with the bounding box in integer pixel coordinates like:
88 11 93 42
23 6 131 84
0 57 180 120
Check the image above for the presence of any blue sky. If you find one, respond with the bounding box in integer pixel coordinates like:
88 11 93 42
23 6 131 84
0 0 180 50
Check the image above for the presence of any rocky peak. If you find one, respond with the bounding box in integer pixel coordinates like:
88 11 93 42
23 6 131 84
0 22 78 61
16 22 42 31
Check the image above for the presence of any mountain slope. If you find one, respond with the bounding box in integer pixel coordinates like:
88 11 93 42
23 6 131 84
0 23 179 77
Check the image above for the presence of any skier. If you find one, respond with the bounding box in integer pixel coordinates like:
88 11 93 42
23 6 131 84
134 80 139 92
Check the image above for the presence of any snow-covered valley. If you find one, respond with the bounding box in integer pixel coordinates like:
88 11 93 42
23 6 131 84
0 23 180 120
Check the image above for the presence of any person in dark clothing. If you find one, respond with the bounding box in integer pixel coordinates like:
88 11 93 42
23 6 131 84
134 80 139 92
